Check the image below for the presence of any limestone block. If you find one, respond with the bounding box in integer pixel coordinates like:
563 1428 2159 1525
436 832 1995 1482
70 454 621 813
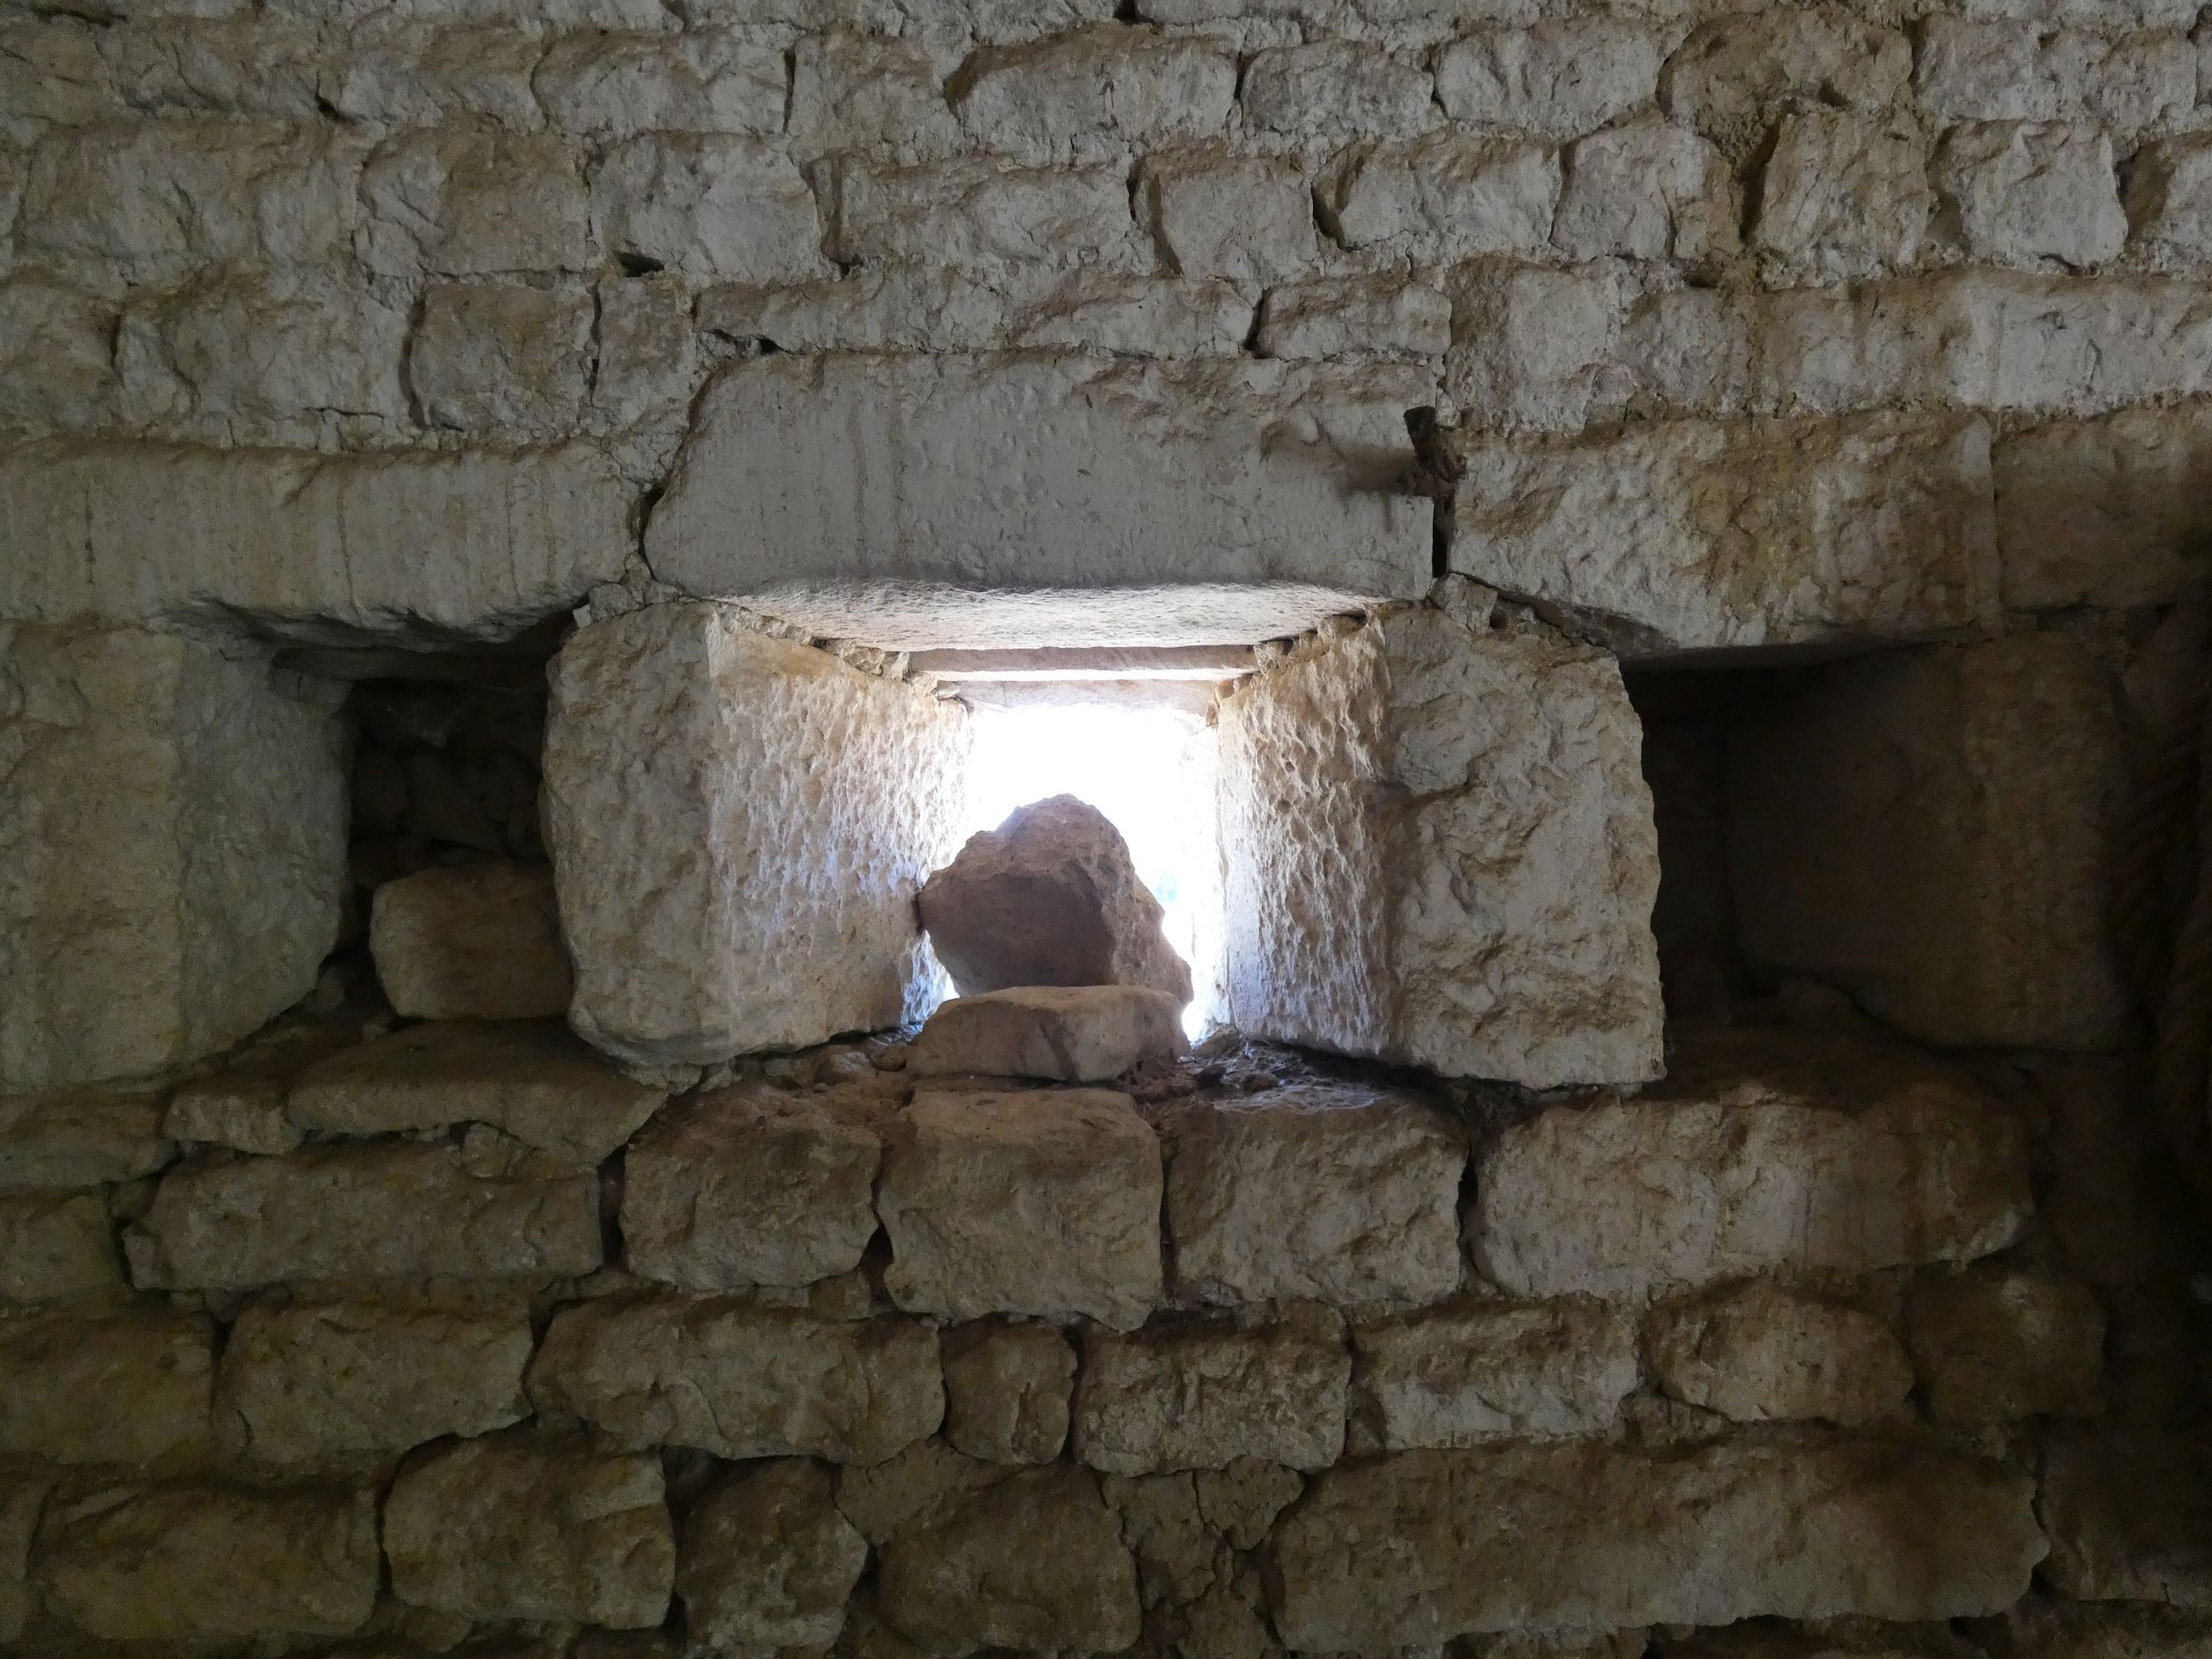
1450 411 1997 657
163 1026 361 1156
592 134 822 282
532 29 785 137
87 18 328 119
877 1464 1140 1654
319 22 543 128
221 1299 532 1462
1349 1301 1636 1450
0 275 118 429
679 1460 866 1652
411 279 594 437
592 273 702 426
621 1082 884 1289
1257 275 1451 361
1195 1457 1303 1550
38 1482 380 1642
1553 118 1738 261
823 158 1145 277
1937 123 2127 268
641 352 1433 649
544 606 966 1068
1432 21 1660 138
0 627 347 1089
386 1433 673 1627
1144 150 1318 284
1320 134 1558 261
368 864 572 1021
1217 606 1663 1089
1753 110 1932 276
126 1140 602 1289
1987 1598 2212 1657
529 1295 942 1463
944 1321 1076 1463
1269 1438 2042 1647
0 1191 120 1301
0 1082 169 1192
2128 137 2212 260
919 795 1191 1004
360 131 588 276
1660 11 1911 136
1470 1028 2032 1300
1011 270 1252 357
1073 1304 1349 1474
1917 18 2194 131
1446 265 1622 432
1242 40 1433 140
1906 1267 2105 1423
954 26 1235 163
1995 403 2212 609
1106 1468 1216 1608
0 1478 38 1646
0 1307 210 1461
1646 1281 1913 1426
878 1087 1164 1330
2042 1429 2212 1607
1164 1082 1463 1308
789 33 964 163
1728 633 2128 1048
0 440 633 641
908 985 1184 1082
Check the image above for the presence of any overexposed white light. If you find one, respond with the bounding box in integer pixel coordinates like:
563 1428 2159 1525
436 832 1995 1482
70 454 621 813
963 702 1223 1038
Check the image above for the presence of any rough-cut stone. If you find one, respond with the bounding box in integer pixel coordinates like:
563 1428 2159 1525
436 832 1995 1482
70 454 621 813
1320 134 1558 261
126 1138 602 1289
0 1082 168 1193
386 1433 673 1627
39 1482 380 1642
221 1299 532 1462
1937 123 2127 268
907 985 1184 1082
410 279 593 438
359 131 589 276
877 1464 1140 1654
1918 18 2195 130
1728 632 2128 1049
529 1295 942 1464
545 605 966 1068
289 1020 658 1165
1 626 347 1088
1164 1082 1463 1308
1985 1598 2212 1657
1553 118 1738 261
163 1027 354 1156
1660 11 1911 136
1753 110 1932 276
1432 21 1660 137
1906 1267 2105 1423
1995 404 2212 609
622 1081 884 1290
954 27 1234 163
1217 605 1663 1089
1470 1028 2031 1300
0 1478 38 1646
0 1190 119 1300
944 1321 1076 1464
0 1307 209 1461
1145 150 1317 285
532 29 786 139
1073 1304 1349 1474
1242 41 1432 140
1646 1280 1913 1427
823 158 1145 277
1350 1300 1636 1451
878 1086 1163 1330
368 864 572 1021
0 276 119 430
1195 1457 1304 1550
2128 137 2212 260
1447 264 1622 433
1106 1467 1216 1609
788 32 963 163
680 1460 864 1652
594 272 701 426
1258 275 1451 361
592 134 823 282
2042 1429 2212 1608
643 352 1432 649
1270 1438 2042 1647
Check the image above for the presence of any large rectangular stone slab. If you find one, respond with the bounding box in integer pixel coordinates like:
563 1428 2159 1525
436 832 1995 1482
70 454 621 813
1350 1300 1637 1451
544 603 968 1068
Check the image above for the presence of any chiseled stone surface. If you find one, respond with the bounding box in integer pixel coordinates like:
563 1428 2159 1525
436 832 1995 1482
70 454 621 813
125 1139 603 1291
944 1320 1077 1464
220 1299 533 1462
1350 1300 1637 1451
163 1025 353 1156
0 1307 211 1462
367 863 573 1021
1073 1304 1349 1475
678 1459 866 1652
1164 1081 1464 1309
385 1433 674 1627
878 1086 1164 1330
0 1190 121 1301
621 1080 885 1291
1270 1438 2044 1647
907 984 1186 1082
0 1082 171 1194
1646 1280 1914 1427
1471 1028 2030 1300
528 1294 942 1465
1906 1266 2105 1423
544 603 968 1068
38 1482 380 1642
2040 1429 2212 1608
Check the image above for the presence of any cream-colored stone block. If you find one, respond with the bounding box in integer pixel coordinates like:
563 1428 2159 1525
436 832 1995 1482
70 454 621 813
0 1307 210 1462
368 864 573 1021
678 1460 865 1652
1351 1300 1636 1450
1646 1281 1913 1426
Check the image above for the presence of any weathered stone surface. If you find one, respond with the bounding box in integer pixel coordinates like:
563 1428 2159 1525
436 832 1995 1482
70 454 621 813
0 1190 119 1300
0 625 347 1088
2128 137 2212 260
679 1459 865 1652
592 134 823 283
788 32 963 163
0 275 119 430
908 985 1184 1082
1259 275 1451 361
1660 10 1910 136
545 605 967 1068
1195 1457 1304 1550
1242 40 1432 141
1145 150 1317 285
1646 1280 1913 1427
878 1087 1163 1330
529 1294 942 1464
1470 1029 2031 1300
1907 1267 2104 1423
877 1463 1141 1654
1447 264 1622 433
1918 18 2194 129
1553 118 1737 261
1217 604 1663 1089
163 1026 352 1156
641 352 1433 649
2042 1429 2212 1608
1270 1438 2043 1647
1350 1300 1636 1451
0 1082 168 1193
1433 20 1659 137
1753 110 1932 276
1937 122 2127 267
1105 1467 1216 1610
221 1299 532 1462
368 864 572 1021
411 279 593 438
1729 632 2129 1049
1164 1082 1463 1308
359 131 588 277
1984 1598 2212 1657
0 1478 38 1646
386 1433 673 1627
954 26 1234 163
943 1321 1076 1464
0 1307 209 1461
822 158 1145 278
622 1081 884 1290
1073 1304 1349 1474
39 1481 380 1642
289 1020 659 1165
1320 134 1558 261
532 29 786 139
126 1139 602 1290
